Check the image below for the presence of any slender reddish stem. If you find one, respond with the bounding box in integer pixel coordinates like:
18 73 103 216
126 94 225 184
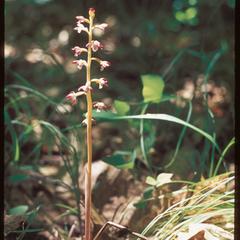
85 15 93 240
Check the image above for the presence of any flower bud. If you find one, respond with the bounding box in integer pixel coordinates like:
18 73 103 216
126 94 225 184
89 8 95 18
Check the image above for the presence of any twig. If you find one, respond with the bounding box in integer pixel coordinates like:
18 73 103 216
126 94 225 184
93 221 148 240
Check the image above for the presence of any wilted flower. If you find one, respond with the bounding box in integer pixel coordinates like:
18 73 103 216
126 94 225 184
78 84 93 93
93 101 110 112
66 91 77 105
73 59 87 70
72 46 87 57
99 60 110 71
86 40 103 52
91 78 108 89
94 23 108 32
74 22 88 34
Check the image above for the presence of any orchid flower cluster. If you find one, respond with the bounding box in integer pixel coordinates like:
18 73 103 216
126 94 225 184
66 8 111 123
65 8 111 240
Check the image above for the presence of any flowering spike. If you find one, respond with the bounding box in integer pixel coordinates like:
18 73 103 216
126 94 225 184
69 9 111 240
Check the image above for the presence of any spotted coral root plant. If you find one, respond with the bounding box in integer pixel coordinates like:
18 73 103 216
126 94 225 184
66 8 110 240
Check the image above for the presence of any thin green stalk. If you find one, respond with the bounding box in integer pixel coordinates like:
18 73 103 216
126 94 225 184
213 137 235 176
140 103 151 171
165 100 192 169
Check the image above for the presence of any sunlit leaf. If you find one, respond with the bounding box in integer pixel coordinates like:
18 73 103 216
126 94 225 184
146 176 157 186
141 74 165 103
156 173 173 187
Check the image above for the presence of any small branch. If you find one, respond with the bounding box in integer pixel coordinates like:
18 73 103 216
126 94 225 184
93 221 148 240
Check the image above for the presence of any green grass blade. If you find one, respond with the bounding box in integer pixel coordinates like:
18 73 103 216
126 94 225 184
5 110 20 162
213 137 235 176
93 112 220 153
165 101 193 169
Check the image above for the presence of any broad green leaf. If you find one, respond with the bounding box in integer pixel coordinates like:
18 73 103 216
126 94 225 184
114 100 130 116
141 74 165 103
146 176 157 186
156 173 173 187
102 150 136 169
9 205 29 216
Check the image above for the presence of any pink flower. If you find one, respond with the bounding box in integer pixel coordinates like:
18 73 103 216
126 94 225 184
71 46 86 57
76 16 87 23
98 78 108 88
91 78 108 89
94 23 108 32
72 59 87 70
99 61 110 71
74 22 88 34
86 40 103 52
93 102 110 112
66 91 77 105
78 84 93 93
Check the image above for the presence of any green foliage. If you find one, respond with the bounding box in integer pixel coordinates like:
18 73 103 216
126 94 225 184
114 100 130 116
102 150 136 169
94 112 220 152
8 174 30 184
141 74 165 103
9 205 29 216
135 173 174 209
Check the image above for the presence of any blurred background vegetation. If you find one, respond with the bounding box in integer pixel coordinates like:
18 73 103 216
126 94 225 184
4 0 235 239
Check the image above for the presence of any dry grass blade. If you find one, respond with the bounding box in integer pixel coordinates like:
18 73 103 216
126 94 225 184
139 172 234 240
